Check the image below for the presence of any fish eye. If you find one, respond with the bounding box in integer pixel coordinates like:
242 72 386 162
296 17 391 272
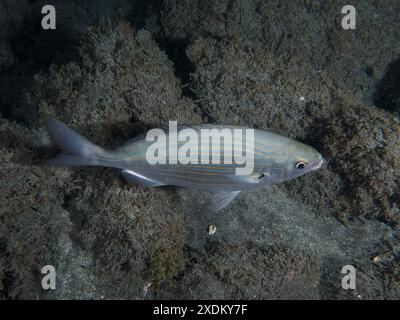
296 161 307 169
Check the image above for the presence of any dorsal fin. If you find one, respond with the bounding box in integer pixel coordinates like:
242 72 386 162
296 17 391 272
117 124 192 150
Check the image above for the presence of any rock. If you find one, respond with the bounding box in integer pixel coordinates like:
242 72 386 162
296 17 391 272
187 37 334 138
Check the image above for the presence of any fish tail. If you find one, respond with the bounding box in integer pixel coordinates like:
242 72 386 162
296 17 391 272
45 116 110 167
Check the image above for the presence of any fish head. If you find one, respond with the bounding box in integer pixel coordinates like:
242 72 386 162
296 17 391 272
257 139 324 185
284 141 324 180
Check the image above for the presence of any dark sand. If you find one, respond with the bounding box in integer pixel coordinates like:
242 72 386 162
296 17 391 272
0 0 399 299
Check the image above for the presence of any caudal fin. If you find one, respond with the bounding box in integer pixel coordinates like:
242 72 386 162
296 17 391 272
45 117 106 167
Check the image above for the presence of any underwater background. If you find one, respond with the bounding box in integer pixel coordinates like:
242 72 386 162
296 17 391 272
0 0 399 299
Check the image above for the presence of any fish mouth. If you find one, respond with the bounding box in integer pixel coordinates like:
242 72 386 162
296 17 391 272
310 156 325 170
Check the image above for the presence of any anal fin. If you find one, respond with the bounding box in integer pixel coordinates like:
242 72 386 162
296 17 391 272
121 169 165 188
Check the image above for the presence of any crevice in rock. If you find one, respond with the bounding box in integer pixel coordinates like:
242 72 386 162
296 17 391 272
0 9 80 123
157 37 217 123
157 37 196 98
1 270 15 300
374 58 400 114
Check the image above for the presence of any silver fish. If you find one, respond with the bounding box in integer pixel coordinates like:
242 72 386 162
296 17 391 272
45 117 324 211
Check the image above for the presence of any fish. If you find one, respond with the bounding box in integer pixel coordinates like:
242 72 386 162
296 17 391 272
45 117 324 211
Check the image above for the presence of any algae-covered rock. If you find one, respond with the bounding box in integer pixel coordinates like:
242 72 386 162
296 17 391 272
187 37 335 138
285 104 399 225
176 243 321 299
24 22 200 137
162 0 400 105
0 117 74 299
0 20 196 299
321 104 399 226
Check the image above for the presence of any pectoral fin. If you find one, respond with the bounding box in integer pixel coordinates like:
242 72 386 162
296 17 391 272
121 169 165 188
209 191 241 212
229 172 264 184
